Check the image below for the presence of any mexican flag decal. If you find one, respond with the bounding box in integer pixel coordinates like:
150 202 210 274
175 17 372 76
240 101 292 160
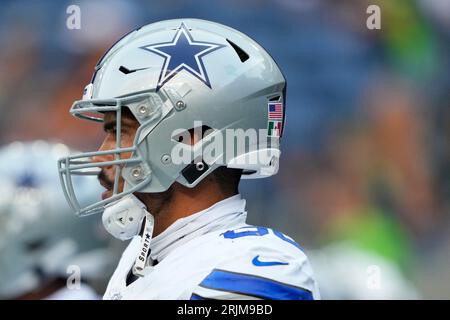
268 120 283 137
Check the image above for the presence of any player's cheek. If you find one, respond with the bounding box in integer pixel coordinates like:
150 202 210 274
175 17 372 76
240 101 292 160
120 132 136 149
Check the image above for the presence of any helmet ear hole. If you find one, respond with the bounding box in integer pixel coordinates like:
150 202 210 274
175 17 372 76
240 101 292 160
172 125 214 145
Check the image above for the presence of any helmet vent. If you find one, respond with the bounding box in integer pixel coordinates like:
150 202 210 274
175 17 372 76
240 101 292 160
226 39 249 62
269 95 281 102
119 66 133 74
119 66 149 75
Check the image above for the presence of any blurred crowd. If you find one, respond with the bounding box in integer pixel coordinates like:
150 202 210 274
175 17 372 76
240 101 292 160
0 0 449 299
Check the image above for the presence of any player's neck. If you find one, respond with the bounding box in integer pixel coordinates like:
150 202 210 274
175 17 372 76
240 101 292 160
148 182 236 237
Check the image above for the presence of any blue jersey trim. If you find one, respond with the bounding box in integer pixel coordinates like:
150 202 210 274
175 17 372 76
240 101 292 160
190 293 209 300
199 269 313 300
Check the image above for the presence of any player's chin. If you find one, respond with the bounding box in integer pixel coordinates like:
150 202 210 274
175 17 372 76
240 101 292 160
101 185 126 200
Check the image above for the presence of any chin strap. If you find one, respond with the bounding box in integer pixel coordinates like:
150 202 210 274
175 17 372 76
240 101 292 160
102 194 156 276
102 194 148 241
132 212 155 277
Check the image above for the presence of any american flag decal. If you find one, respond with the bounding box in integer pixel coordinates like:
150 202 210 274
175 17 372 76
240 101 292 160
268 102 283 119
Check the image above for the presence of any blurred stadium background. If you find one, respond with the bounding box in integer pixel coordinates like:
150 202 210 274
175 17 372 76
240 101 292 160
0 0 449 299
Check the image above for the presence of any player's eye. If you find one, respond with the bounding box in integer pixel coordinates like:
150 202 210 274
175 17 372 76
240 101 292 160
106 126 117 134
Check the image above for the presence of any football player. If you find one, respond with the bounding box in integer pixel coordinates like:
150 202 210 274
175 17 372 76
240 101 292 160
0 141 117 299
58 19 320 300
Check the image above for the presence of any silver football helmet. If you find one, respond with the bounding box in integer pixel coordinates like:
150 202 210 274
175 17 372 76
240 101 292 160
0 141 113 299
58 18 286 217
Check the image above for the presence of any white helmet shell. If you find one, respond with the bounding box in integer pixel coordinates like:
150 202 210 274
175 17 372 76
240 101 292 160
59 19 286 216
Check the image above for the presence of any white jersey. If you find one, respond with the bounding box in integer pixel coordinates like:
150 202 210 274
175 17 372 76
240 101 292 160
45 284 101 300
103 194 320 300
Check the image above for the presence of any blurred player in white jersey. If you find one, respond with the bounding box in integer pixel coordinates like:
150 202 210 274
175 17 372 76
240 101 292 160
0 141 117 299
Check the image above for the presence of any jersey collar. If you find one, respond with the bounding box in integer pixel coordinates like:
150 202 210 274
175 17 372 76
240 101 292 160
149 194 247 261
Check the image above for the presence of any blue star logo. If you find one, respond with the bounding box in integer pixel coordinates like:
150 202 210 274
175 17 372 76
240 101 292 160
16 172 39 188
140 23 226 91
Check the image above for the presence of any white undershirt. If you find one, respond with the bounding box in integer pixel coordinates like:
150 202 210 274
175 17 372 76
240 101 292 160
149 194 247 262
